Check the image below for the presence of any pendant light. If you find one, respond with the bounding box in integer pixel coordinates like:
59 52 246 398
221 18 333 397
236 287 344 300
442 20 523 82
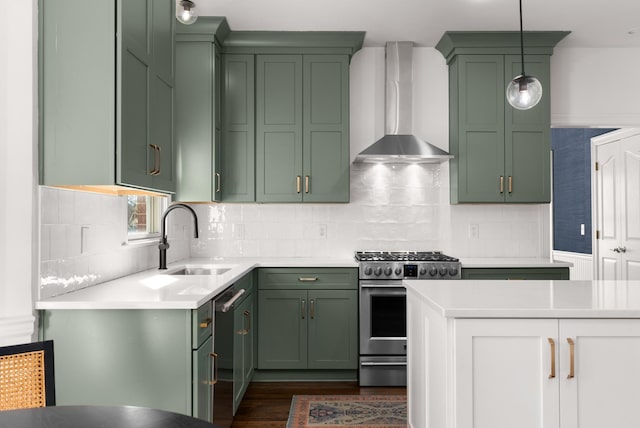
506 0 542 110
177 0 198 25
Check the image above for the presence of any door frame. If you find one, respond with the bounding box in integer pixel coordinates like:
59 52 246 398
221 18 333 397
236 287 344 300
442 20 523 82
591 127 640 279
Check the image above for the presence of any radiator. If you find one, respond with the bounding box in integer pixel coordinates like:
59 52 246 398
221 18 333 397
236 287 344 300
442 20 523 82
552 251 593 280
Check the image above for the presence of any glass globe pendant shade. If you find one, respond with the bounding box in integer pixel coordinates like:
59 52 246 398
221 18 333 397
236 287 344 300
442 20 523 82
177 0 198 25
506 74 542 110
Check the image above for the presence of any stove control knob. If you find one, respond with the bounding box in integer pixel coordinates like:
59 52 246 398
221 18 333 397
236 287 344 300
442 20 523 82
395 267 403 276
374 267 382 276
439 266 448 276
449 266 459 277
364 266 372 276
429 266 438 277
384 267 393 276
419 266 427 276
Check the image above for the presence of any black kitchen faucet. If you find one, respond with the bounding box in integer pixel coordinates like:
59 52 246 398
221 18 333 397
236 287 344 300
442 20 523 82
158 203 199 270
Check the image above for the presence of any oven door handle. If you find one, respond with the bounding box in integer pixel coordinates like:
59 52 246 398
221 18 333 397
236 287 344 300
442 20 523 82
359 282 405 288
361 361 408 367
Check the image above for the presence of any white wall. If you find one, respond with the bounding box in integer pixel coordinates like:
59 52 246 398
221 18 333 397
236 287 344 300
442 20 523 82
551 47 640 127
0 0 38 345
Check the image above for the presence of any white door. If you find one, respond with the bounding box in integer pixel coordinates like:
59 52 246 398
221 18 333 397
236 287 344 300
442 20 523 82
593 129 640 279
454 319 559 428
559 319 640 428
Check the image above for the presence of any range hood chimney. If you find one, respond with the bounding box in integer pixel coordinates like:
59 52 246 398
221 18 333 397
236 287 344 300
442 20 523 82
354 41 452 164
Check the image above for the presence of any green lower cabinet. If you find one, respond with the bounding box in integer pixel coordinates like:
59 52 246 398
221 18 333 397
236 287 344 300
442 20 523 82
233 292 255 413
258 288 358 370
461 267 570 280
40 305 213 422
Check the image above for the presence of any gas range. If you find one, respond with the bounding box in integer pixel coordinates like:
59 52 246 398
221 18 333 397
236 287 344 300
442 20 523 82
355 250 461 280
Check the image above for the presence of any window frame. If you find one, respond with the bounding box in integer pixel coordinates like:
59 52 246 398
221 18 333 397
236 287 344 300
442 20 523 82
126 195 168 242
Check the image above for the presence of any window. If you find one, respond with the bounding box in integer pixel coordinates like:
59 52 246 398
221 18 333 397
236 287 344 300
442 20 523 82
127 195 167 240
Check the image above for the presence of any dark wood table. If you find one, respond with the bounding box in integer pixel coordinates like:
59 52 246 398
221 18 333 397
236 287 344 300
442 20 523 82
0 405 221 428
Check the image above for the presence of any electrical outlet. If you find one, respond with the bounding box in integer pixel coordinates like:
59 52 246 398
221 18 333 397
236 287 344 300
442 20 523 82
469 224 479 239
318 224 327 239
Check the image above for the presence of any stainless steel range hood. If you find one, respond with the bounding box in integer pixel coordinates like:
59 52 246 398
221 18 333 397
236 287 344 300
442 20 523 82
354 41 452 164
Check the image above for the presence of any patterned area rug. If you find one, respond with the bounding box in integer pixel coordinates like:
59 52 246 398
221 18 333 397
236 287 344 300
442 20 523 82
286 395 407 427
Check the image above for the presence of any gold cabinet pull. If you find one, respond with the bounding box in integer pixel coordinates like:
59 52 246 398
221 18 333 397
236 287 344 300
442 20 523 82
155 145 161 175
301 299 306 319
148 144 159 175
199 317 212 328
305 175 310 193
310 299 315 319
296 176 301 193
237 310 251 335
548 338 556 379
216 172 221 193
499 176 504 193
508 175 513 193
298 277 318 282
567 338 575 379
208 352 218 385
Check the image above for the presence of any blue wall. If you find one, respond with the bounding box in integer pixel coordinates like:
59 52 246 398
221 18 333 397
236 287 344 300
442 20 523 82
551 128 616 254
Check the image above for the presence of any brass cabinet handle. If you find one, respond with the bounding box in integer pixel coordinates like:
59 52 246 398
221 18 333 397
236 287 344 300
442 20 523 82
208 352 218 385
298 277 318 282
567 338 575 379
310 299 315 319
508 176 513 193
301 299 306 319
548 338 556 379
155 145 161 175
199 317 212 328
216 172 221 193
237 310 251 335
499 176 504 193
305 176 310 193
148 144 159 175
296 176 301 193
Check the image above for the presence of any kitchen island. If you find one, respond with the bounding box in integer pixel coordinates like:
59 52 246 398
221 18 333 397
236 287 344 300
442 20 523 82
406 279 640 428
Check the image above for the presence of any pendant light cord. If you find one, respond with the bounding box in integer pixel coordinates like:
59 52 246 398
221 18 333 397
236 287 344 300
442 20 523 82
519 0 525 76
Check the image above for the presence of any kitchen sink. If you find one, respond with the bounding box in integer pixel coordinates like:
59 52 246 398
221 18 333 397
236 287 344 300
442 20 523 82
170 267 232 276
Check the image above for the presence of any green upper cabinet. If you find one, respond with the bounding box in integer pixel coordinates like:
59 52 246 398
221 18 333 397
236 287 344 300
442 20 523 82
221 54 256 202
255 54 350 203
175 18 230 202
436 31 569 204
40 0 176 194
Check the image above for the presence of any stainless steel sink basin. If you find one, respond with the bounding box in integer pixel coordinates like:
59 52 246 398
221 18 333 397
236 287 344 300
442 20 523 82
170 267 231 276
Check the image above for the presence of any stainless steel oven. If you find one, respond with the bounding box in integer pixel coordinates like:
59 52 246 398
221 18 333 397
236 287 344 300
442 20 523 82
356 251 461 386
359 280 407 386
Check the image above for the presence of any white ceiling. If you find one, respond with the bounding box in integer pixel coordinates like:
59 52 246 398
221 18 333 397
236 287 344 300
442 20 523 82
193 0 640 48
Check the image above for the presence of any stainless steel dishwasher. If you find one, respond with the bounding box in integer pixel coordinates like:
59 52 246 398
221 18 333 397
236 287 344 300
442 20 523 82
212 282 247 428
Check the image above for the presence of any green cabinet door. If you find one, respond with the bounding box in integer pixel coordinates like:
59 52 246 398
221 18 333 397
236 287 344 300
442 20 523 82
454 55 506 203
193 335 213 421
257 289 308 369
233 291 255 413
222 54 256 202
307 289 358 369
461 267 570 280
256 55 304 202
504 55 551 203
175 41 217 201
302 55 350 202
118 0 175 192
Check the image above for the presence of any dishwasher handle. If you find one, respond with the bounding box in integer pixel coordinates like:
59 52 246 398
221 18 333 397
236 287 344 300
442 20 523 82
216 288 246 313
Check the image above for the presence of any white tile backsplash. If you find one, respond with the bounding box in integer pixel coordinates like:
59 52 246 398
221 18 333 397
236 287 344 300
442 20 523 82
40 187 191 299
189 163 551 260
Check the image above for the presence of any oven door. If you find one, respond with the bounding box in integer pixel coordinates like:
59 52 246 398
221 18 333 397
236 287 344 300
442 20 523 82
359 280 406 356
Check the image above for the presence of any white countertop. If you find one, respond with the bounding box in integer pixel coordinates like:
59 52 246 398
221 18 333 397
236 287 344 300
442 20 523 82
35 257 357 310
406 279 640 318
459 258 572 268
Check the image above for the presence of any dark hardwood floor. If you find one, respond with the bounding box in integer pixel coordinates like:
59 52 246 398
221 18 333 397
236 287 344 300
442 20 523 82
231 382 407 428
